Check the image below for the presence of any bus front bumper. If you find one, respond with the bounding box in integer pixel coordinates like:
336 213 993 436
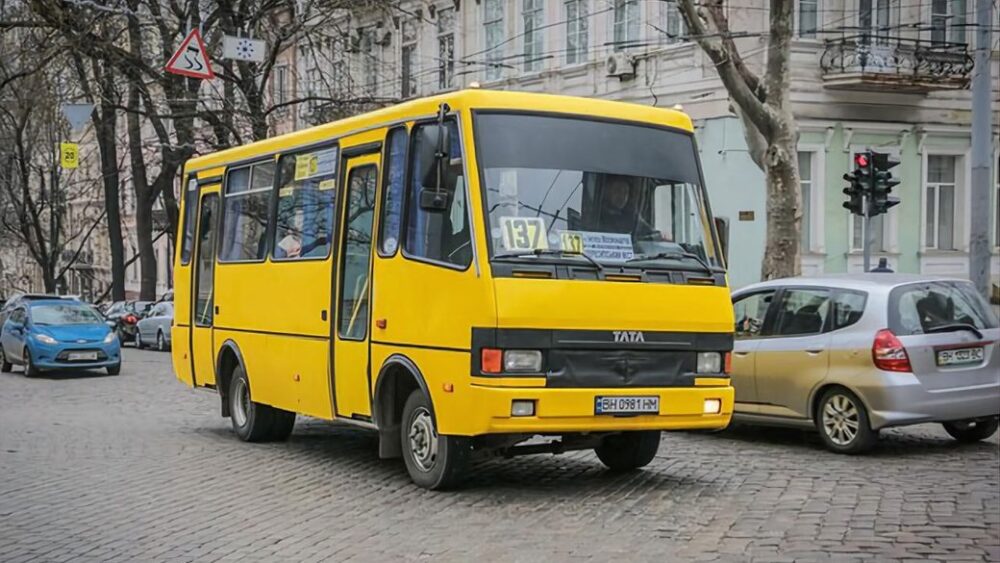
448 378 734 435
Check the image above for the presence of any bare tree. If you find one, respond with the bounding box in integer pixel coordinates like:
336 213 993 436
677 0 801 280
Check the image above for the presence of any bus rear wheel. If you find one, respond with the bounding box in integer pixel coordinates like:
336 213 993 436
594 431 661 471
400 389 469 490
229 365 295 442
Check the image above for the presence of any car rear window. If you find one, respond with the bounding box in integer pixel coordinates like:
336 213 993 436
889 281 999 336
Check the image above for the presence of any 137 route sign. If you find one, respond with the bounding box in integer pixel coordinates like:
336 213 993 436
165 29 215 80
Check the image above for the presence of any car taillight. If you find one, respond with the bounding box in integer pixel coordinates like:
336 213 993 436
125 315 137 324
872 329 911 372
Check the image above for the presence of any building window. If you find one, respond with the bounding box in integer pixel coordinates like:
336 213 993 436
797 0 818 39
931 0 966 44
565 0 588 64
613 0 639 50
361 28 378 94
798 152 812 251
274 65 288 105
484 0 504 80
437 7 455 89
660 0 686 44
220 162 275 263
859 0 891 44
925 155 957 250
401 18 417 98
522 0 544 71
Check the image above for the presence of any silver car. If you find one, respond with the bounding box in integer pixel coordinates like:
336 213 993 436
135 301 173 351
730 274 999 453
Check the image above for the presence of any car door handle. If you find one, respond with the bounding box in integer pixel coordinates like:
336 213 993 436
733 351 751 357
805 348 824 355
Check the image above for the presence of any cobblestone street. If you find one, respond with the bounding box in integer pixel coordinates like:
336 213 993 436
1 349 998 562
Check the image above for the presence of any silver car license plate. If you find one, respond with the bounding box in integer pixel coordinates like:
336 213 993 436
936 346 984 366
69 352 98 361
595 396 659 415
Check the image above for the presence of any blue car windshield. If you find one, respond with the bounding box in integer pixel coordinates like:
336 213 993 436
30 304 102 325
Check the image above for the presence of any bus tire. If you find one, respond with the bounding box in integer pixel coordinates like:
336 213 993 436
229 365 282 443
595 431 661 471
267 410 296 442
400 389 469 490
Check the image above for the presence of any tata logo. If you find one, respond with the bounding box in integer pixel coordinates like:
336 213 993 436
613 331 645 343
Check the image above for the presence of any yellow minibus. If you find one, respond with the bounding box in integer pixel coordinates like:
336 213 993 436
172 90 735 489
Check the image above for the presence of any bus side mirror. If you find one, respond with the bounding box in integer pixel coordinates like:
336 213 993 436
416 109 451 212
714 216 730 267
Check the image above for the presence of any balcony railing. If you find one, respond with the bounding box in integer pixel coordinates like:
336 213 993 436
819 35 973 92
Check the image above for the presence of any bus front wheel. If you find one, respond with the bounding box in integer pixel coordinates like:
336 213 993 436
228 365 295 442
594 431 661 471
400 389 469 490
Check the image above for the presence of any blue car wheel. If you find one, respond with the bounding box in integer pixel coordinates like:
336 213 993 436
23 347 40 377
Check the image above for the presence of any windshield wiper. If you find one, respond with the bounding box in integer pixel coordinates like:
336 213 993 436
925 323 984 340
626 251 715 277
493 248 604 272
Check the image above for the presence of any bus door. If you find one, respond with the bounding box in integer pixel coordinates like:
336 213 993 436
190 185 220 387
333 154 380 418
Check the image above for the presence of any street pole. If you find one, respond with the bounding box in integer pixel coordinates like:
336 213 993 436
862 195 872 272
968 0 994 297
50 141 60 292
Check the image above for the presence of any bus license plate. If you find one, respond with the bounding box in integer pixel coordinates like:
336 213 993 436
69 352 98 361
936 347 984 366
595 396 659 415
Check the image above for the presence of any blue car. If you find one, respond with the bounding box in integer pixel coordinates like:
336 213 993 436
0 299 121 376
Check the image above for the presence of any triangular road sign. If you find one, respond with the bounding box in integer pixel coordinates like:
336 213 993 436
165 29 215 79
61 103 94 132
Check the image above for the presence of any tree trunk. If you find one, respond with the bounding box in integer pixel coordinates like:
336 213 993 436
94 61 126 301
761 117 801 280
125 84 157 301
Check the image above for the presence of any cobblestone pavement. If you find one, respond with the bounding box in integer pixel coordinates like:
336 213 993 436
1 349 997 563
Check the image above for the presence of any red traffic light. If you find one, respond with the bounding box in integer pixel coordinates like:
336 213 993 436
854 153 870 168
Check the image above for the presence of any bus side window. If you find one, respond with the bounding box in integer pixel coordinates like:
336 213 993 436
272 147 338 260
378 127 407 256
179 176 198 265
219 162 274 262
404 120 470 267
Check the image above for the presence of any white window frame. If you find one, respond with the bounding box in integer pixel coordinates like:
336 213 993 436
857 0 894 44
274 64 288 106
921 150 968 252
521 0 544 72
797 144 826 254
612 0 640 51
361 27 378 94
795 0 819 39
660 0 687 45
848 144 899 254
930 0 967 44
400 18 418 98
437 6 456 89
564 0 588 64
483 0 505 80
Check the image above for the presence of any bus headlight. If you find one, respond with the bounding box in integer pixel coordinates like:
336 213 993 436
503 350 542 372
696 352 722 374
703 398 722 414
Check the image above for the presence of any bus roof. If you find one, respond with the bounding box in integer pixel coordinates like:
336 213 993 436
184 89 694 176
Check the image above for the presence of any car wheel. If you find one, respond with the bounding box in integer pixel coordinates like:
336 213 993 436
816 388 877 454
135 331 144 349
400 389 469 490
942 417 999 443
228 365 295 442
106 363 121 376
594 431 661 471
0 348 11 373
156 331 166 352
23 349 39 377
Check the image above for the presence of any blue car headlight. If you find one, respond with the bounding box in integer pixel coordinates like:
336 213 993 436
34 333 58 345
103 332 118 344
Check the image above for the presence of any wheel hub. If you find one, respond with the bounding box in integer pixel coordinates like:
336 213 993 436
822 394 859 446
408 407 438 472
232 378 250 428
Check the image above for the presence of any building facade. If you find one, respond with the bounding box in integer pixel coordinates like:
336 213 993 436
278 0 998 288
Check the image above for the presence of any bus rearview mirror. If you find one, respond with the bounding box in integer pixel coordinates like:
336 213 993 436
714 216 730 267
417 125 450 193
419 188 450 211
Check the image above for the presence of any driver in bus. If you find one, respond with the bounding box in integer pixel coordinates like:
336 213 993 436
598 175 671 241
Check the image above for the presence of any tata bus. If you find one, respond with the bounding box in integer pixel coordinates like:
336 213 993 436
172 90 734 489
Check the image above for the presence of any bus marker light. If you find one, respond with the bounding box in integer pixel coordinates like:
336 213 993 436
442 383 454 393
703 399 722 414
376 319 387 329
481 348 502 374
511 400 535 417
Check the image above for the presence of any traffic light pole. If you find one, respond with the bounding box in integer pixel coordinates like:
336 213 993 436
968 0 993 298
862 196 872 272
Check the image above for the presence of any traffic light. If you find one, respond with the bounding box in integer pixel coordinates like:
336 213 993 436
870 150 900 217
842 152 871 216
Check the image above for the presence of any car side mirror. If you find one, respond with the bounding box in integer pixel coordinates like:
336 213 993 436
714 216 730 267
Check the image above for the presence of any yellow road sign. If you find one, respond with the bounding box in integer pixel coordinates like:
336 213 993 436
60 142 79 169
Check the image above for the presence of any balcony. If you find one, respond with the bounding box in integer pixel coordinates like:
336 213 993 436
819 35 973 93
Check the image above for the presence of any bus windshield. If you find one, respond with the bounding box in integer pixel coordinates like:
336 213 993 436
476 113 720 269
